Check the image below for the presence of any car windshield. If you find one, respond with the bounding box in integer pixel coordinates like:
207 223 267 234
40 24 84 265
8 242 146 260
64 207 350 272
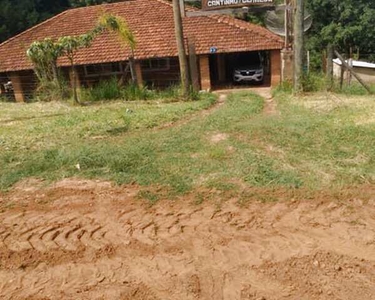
234 52 262 68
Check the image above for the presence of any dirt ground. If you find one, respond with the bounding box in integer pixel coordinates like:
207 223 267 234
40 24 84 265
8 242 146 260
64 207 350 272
1 179 375 300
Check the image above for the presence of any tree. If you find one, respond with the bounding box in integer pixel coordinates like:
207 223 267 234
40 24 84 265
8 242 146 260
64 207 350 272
294 0 304 92
27 38 62 83
69 0 118 7
0 0 70 43
27 27 102 103
306 0 375 69
27 38 65 101
58 27 103 103
0 0 122 43
98 14 137 84
172 0 190 98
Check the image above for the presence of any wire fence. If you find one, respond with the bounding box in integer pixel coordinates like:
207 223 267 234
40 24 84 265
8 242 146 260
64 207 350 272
0 58 182 101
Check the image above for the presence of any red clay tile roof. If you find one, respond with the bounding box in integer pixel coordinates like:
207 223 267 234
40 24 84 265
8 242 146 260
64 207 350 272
0 0 283 73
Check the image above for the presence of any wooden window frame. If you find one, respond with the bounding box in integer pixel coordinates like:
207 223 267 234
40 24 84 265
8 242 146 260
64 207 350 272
84 62 123 78
141 58 171 72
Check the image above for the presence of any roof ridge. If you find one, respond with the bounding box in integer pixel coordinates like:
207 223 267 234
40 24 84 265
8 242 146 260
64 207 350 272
211 15 281 43
151 0 199 13
153 0 281 44
152 0 173 7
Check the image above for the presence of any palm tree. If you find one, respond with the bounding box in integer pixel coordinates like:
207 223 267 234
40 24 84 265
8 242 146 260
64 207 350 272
98 14 137 85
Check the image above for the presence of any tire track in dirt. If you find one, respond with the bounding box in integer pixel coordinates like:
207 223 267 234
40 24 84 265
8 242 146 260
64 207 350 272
1 180 375 299
1 212 114 252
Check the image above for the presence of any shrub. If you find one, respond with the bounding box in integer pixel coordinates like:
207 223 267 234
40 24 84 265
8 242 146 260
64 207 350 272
35 77 70 102
79 79 205 103
84 77 121 101
154 85 201 102
302 72 327 92
156 85 182 101
272 81 293 97
121 83 152 101
0 95 9 102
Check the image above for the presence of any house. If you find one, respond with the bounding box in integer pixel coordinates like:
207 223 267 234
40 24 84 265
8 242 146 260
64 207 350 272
0 0 283 102
333 58 375 84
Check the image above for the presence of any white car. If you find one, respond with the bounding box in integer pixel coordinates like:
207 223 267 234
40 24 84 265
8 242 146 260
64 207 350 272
232 51 264 84
233 66 264 83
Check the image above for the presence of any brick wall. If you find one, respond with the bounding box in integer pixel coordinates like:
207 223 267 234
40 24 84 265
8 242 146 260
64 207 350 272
270 50 281 87
281 49 293 82
199 55 211 91
8 71 37 102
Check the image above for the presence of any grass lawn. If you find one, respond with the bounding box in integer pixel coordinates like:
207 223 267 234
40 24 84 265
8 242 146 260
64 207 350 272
1 91 375 198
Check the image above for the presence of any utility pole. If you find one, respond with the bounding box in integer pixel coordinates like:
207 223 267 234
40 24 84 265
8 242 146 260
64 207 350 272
293 0 304 92
284 0 289 49
172 0 190 98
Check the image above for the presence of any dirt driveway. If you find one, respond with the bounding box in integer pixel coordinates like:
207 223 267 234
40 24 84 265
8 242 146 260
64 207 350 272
1 179 375 300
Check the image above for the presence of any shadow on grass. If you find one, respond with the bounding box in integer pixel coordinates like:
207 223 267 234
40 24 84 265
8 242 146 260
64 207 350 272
0 113 67 124
106 126 130 135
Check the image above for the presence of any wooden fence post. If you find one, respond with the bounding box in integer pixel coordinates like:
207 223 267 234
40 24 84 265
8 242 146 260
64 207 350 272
335 50 373 94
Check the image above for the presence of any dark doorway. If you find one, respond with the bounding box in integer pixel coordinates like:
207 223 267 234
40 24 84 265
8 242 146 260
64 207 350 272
209 51 271 89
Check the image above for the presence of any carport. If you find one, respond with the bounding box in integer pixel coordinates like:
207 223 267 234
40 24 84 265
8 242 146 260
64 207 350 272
208 50 278 89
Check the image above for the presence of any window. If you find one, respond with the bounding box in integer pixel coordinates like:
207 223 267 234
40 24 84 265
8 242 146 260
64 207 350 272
141 58 170 72
84 63 123 77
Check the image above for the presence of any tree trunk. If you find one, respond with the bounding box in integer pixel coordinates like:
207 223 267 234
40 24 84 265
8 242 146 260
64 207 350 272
70 57 79 105
284 0 289 49
172 0 190 98
51 60 62 96
129 49 138 86
52 61 59 83
34 67 43 83
293 0 304 93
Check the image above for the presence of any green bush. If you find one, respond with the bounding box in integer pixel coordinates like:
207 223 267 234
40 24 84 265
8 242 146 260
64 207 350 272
120 83 152 101
302 72 327 92
156 85 182 101
77 78 207 103
272 81 293 97
0 95 9 102
84 77 121 101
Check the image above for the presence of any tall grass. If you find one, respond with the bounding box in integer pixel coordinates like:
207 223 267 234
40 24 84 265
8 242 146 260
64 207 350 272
3 90 375 197
0 91 307 193
35 77 70 102
120 83 153 101
79 78 199 102
335 81 375 95
302 72 328 92
0 95 9 102
274 72 375 96
81 77 121 101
